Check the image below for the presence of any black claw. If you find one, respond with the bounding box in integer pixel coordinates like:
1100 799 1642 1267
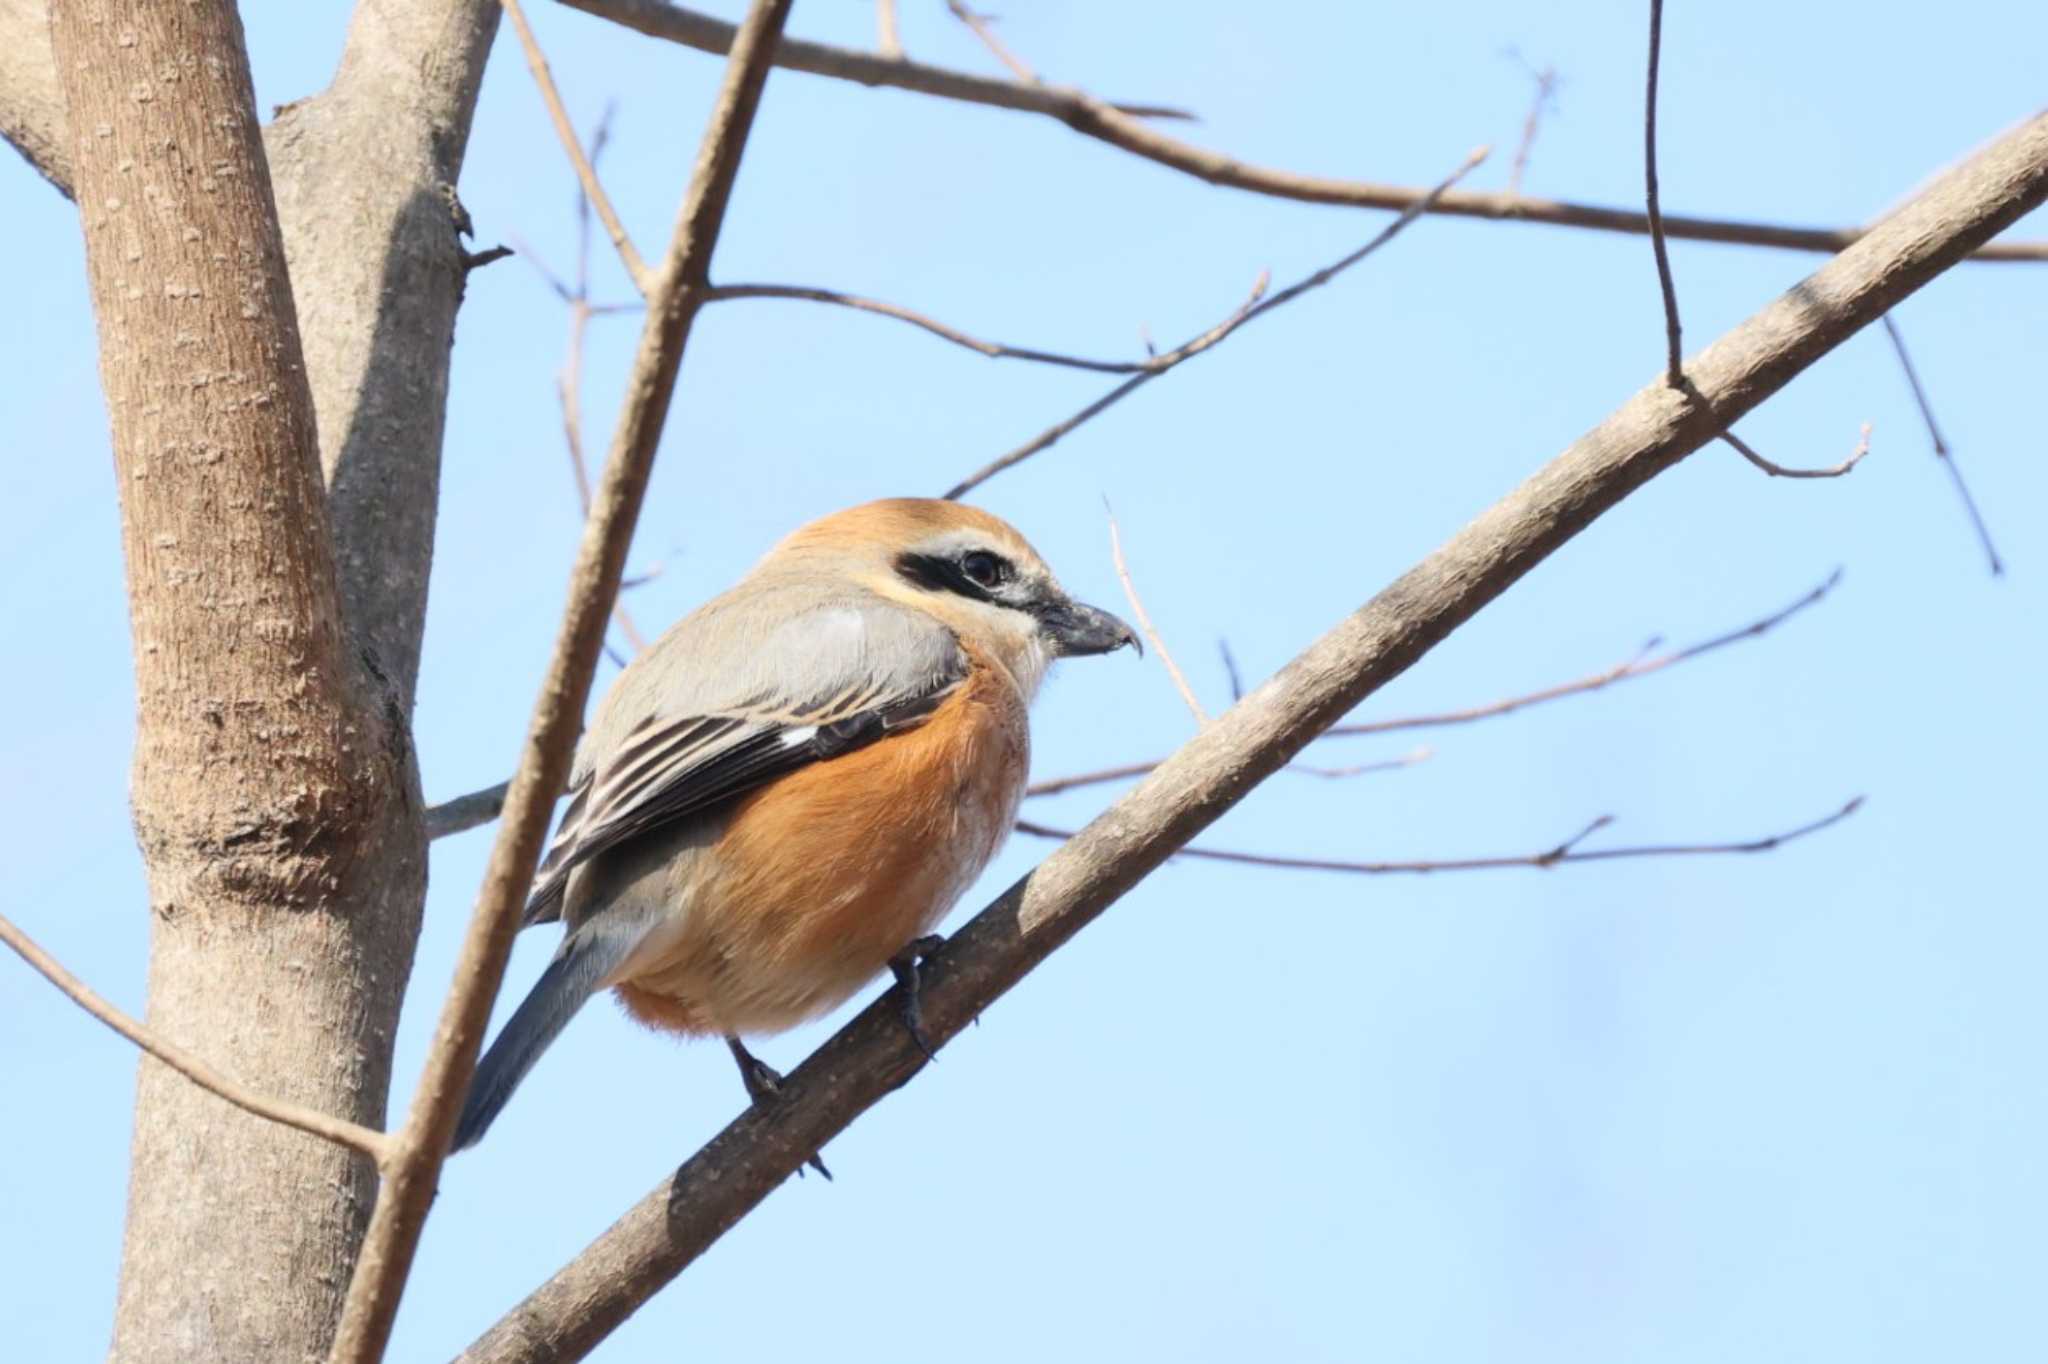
889 935 946 1064
725 1035 832 1180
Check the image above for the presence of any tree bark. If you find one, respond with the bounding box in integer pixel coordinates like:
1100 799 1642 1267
47 1 498 1359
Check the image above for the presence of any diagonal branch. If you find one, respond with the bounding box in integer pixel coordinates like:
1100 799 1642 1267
1106 506 1204 725
701 283 1163 372
945 0 1036 83
456 110 2048 1364
555 0 2048 263
0 911 394 1166
1016 797 1863 874
1644 0 1684 386
1881 314 2004 575
504 0 654 292
555 0 1192 120
324 4 795 1361
942 145 1489 499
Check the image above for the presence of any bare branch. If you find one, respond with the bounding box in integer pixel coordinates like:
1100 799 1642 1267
1881 314 2004 575
875 0 901 59
0 911 393 1166
1286 746 1433 780
1016 570 1842 798
325 4 796 1360
504 0 654 292
1330 570 1842 738
1643 2 1867 481
1219 640 1246 702
0 0 72 196
1016 797 1862 873
1506 58 1560 196
938 272 1270 498
702 283 1160 372
1719 423 1872 480
945 0 1037 84
520 104 659 656
426 781 514 840
456 113 2048 1364
1645 0 1684 386
556 0 2048 262
943 146 1489 499
1107 507 1205 725
557 0 1192 120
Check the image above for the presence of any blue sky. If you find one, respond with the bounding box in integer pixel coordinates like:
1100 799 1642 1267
3 2 2044 1360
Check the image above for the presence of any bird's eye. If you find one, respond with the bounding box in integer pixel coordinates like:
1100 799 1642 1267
960 549 1010 589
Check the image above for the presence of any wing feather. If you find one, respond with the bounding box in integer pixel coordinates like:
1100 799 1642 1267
523 588 964 926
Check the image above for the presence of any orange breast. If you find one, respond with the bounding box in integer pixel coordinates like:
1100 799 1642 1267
614 649 1028 1037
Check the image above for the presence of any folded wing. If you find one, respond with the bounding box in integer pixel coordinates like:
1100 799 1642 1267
523 584 965 926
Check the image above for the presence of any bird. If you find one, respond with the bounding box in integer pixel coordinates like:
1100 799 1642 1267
452 497 1137 1156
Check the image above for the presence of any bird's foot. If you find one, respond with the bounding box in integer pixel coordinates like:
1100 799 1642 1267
725 1035 831 1181
888 934 947 1064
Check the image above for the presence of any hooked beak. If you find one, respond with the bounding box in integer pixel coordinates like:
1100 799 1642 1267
1037 597 1140 658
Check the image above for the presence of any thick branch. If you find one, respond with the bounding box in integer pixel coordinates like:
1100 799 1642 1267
325 4 794 1360
556 0 2048 263
0 0 67 194
274 0 504 705
459 110 2048 1364
0 911 393 1166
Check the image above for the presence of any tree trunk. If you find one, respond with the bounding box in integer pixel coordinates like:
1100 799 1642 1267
47 1 492 1357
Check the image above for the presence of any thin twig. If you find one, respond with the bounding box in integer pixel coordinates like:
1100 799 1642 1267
945 0 1037 83
1014 571 1842 798
702 284 1155 372
1718 423 1871 480
1643 1 1863 481
0 910 393 1166
1015 798 1862 873
325 5 796 1361
461 244 516 272
1106 506 1205 725
536 107 655 655
1219 640 1245 702
875 0 901 58
555 0 2048 262
943 145 1489 498
503 0 653 292
1506 59 1559 196
426 780 513 839
1881 314 2004 575
1645 0 1683 386
1286 746 1432 780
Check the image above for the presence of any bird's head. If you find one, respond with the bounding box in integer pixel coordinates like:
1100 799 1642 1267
769 498 1138 696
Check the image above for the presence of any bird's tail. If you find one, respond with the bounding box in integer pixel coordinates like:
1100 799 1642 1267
451 924 634 1151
